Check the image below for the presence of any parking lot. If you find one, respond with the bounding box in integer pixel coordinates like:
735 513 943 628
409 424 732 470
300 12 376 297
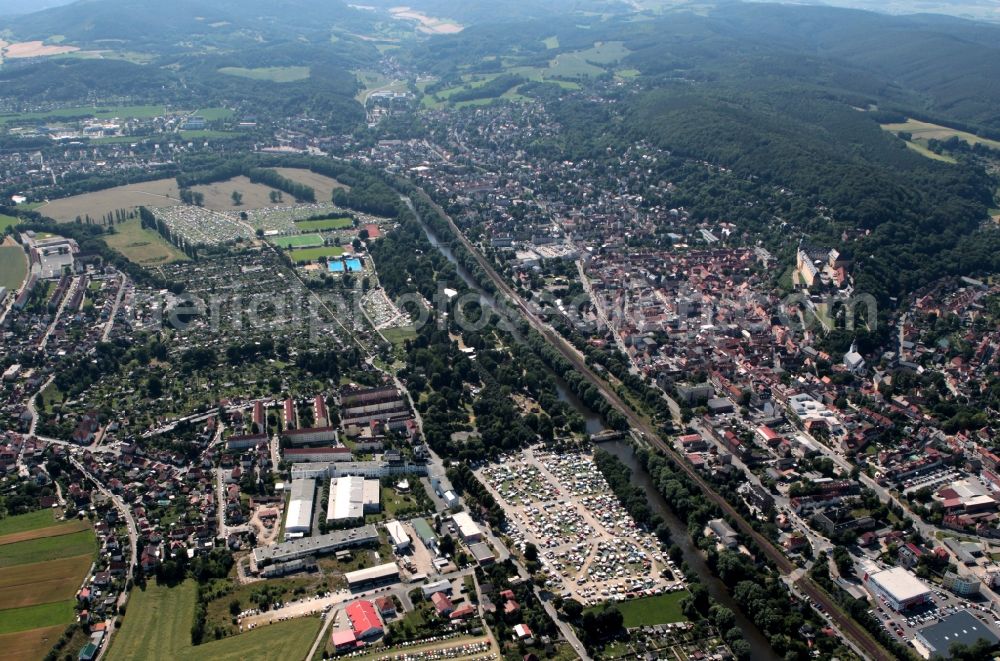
477 446 683 607
871 584 999 644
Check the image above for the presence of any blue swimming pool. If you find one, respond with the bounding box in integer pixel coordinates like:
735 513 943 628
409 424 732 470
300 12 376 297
328 260 345 273
344 257 362 272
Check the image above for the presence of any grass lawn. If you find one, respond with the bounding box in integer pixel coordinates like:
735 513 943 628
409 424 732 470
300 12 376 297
107 579 321 661
0 214 19 231
0 245 27 291
102 218 188 265
0 510 59 537
179 130 239 141
218 66 310 83
288 246 344 263
382 326 417 346
0 600 76 634
271 233 325 249
0 530 96 568
294 217 354 232
594 592 687 628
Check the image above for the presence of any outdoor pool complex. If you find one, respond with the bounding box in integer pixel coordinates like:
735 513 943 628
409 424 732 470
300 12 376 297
328 258 363 273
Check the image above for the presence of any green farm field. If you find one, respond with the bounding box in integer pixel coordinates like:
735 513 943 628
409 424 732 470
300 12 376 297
0 244 27 291
102 218 189 265
294 217 354 231
287 246 345 262
0 554 93 610
107 580 321 661
0 530 95 568
0 510 61 538
271 233 325 248
218 66 310 82
0 600 76 635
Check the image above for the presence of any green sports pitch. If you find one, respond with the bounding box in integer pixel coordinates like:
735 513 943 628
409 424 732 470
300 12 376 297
269 233 324 249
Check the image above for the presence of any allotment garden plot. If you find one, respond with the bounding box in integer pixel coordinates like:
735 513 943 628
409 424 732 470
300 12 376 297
478 446 682 608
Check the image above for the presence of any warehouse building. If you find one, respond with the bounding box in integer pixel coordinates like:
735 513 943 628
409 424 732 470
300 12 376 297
451 511 483 543
284 478 316 536
252 525 379 568
345 562 400 591
326 476 380 524
915 610 999 659
345 600 383 639
385 520 411 552
411 518 437 550
863 564 932 611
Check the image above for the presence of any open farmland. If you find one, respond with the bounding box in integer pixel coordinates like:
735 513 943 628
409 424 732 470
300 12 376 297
218 66 310 82
0 529 95 567
0 510 62 537
0 517 90 546
37 178 181 222
107 580 321 661
102 218 189 265
0 624 66 661
0 555 92 609
272 167 349 200
882 118 1000 151
287 246 345 263
0 243 27 291
270 233 324 249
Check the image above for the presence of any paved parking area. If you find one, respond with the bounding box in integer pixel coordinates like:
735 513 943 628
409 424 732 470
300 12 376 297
871 585 999 645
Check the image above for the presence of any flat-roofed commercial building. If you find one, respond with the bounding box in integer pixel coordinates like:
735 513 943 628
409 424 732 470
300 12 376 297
915 611 999 659
863 565 932 611
252 525 379 568
451 511 483 543
385 520 410 552
345 562 400 590
285 478 316 536
326 476 380 523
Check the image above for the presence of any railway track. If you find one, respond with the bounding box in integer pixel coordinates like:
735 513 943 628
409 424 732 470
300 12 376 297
415 193 897 661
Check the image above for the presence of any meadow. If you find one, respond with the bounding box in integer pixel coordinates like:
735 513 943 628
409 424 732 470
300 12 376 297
287 246 345 263
273 167 349 200
218 66 311 82
0 244 27 291
107 580 321 661
882 118 1000 151
0 213 19 231
37 178 181 222
102 218 189 265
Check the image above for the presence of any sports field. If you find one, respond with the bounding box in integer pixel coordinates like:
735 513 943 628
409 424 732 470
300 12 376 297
270 233 324 249
102 218 188 265
288 246 345 263
0 244 27 291
107 580 321 661
294 217 354 231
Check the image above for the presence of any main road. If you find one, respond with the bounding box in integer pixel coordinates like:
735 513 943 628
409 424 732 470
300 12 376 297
411 191 897 661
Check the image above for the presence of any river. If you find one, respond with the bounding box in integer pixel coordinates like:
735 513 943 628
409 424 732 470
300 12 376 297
415 207 776 658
